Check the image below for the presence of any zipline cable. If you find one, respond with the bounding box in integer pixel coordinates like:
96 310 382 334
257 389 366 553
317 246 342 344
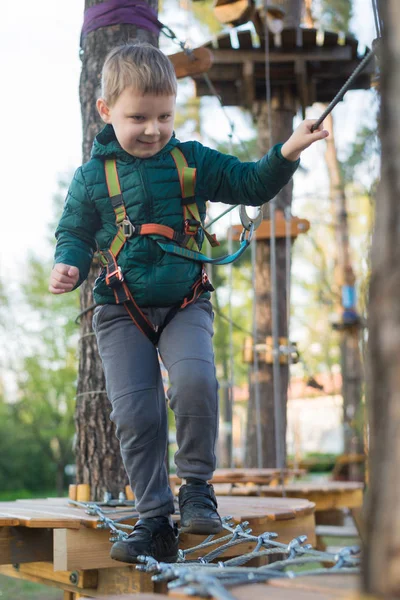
227 132 235 468
263 4 286 478
310 50 374 132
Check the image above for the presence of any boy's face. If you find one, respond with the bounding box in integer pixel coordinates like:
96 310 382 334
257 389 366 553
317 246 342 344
97 88 176 158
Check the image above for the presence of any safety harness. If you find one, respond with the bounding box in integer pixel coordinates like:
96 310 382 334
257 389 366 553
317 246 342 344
99 147 218 344
99 147 259 344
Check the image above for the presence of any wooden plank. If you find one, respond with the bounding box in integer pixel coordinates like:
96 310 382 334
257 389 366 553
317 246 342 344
170 577 357 600
0 504 82 529
201 47 353 64
169 47 214 79
95 596 167 600
214 0 254 26
237 30 254 51
94 566 155 596
229 215 310 241
95 596 166 600
170 468 304 486
216 33 233 50
0 526 53 565
315 525 359 538
261 482 364 512
0 517 20 526
0 499 137 530
0 561 97 590
269 573 359 594
54 528 119 571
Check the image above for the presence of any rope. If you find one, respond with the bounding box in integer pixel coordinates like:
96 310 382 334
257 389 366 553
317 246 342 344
371 0 383 38
263 6 286 477
251 239 263 469
227 133 235 469
75 391 108 397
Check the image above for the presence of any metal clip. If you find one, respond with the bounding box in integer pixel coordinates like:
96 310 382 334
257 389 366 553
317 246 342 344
122 218 135 238
239 205 263 231
105 266 124 286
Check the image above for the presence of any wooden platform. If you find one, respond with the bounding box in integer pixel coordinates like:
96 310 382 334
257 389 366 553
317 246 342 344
0 495 316 597
95 573 359 599
169 467 305 487
209 481 364 512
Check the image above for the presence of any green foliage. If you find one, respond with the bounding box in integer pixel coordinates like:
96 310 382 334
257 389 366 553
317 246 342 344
0 398 60 493
316 0 353 33
0 176 78 496
0 574 63 600
342 125 380 185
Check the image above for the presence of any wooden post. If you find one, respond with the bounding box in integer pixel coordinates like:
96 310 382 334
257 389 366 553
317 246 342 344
363 1 400 595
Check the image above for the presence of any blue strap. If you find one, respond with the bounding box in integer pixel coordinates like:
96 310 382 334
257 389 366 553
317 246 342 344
155 238 250 265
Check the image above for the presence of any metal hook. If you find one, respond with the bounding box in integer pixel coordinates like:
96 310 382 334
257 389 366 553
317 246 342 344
239 205 263 232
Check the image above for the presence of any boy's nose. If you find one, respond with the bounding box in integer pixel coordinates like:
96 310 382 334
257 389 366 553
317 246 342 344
144 121 160 136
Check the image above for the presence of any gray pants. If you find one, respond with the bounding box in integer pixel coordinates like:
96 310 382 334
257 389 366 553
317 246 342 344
92 299 219 518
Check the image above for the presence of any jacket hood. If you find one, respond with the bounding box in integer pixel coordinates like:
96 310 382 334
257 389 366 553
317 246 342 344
91 124 180 161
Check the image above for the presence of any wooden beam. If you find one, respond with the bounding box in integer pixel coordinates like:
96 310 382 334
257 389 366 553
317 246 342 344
200 47 352 65
0 526 53 565
242 60 255 108
0 561 97 590
214 0 255 26
295 58 308 118
229 214 310 241
168 47 213 79
54 528 117 571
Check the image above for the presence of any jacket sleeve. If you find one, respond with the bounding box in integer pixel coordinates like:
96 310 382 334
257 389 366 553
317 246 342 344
193 142 299 206
54 167 101 288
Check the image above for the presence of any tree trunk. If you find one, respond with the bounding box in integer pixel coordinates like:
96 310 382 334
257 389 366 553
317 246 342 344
324 113 364 469
245 91 296 467
245 0 303 468
363 1 400 595
76 0 159 500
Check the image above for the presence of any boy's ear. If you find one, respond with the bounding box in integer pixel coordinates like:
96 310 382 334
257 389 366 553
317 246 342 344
96 98 112 124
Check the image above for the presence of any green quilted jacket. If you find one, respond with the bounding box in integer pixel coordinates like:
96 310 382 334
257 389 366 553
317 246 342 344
54 124 299 307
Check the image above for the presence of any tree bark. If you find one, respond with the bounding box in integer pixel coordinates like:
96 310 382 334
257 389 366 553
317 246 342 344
245 0 303 467
324 114 364 467
76 0 158 500
363 1 400 595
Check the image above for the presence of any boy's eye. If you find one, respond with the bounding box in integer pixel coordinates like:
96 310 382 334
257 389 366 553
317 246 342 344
130 115 144 121
160 114 171 121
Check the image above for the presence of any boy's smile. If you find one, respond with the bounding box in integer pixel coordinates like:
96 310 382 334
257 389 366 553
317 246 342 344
97 88 176 158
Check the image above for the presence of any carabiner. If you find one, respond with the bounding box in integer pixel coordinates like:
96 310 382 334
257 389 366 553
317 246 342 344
239 205 263 232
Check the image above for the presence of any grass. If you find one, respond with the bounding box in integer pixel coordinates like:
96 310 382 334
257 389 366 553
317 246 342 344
0 490 62 502
0 575 63 600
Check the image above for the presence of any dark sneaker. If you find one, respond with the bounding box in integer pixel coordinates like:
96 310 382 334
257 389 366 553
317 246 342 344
110 516 179 564
178 481 223 535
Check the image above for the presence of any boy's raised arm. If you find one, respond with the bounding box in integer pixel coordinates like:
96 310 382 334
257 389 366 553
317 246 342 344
193 118 328 207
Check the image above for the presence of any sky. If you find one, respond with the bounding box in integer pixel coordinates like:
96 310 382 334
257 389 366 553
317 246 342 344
0 0 376 287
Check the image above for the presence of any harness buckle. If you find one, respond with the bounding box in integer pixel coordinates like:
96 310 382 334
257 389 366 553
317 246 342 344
122 218 135 238
202 268 215 292
105 266 124 287
184 218 200 236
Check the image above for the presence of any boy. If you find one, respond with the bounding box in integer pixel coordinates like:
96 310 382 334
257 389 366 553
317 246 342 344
49 42 328 564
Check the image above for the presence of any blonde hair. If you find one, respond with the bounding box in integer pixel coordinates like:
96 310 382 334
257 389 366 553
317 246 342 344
101 42 177 106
